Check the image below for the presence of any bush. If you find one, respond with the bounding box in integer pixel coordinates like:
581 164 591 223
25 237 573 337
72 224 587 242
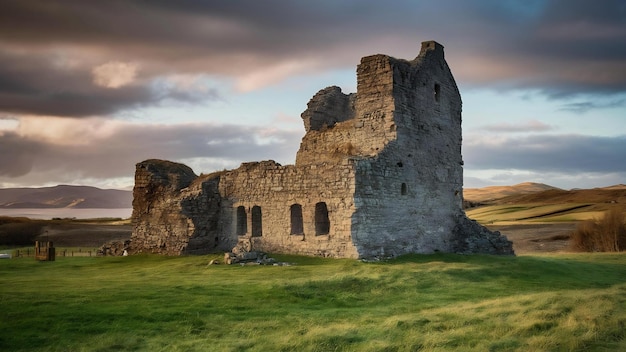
570 208 626 252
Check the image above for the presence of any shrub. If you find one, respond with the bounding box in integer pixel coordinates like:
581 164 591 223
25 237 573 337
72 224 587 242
570 208 626 252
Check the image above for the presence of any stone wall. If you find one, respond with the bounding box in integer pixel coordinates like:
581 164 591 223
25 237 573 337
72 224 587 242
217 160 360 258
301 86 356 132
130 40 514 258
131 160 225 255
349 41 466 257
295 55 398 166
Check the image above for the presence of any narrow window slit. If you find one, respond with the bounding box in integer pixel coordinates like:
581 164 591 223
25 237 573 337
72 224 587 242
251 206 262 237
290 204 304 235
315 202 330 235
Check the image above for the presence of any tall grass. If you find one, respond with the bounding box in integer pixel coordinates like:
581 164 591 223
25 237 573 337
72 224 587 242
1 253 625 351
570 208 626 252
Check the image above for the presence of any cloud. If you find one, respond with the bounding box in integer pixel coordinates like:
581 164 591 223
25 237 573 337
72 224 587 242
0 116 302 187
463 169 626 190
0 49 220 117
149 74 222 103
235 59 320 92
482 119 554 133
0 0 624 113
0 132 45 177
15 116 119 145
463 134 626 173
463 131 626 188
92 61 138 88
0 117 19 131
558 99 626 113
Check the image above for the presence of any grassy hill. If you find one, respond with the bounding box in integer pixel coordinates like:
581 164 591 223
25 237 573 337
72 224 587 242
465 184 626 225
464 182 559 204
0 253 625 351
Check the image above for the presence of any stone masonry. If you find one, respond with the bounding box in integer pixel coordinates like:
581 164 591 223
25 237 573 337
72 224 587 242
130 41 514 258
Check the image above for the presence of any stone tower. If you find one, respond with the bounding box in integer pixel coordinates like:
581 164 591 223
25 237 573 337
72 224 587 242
130 41 513 258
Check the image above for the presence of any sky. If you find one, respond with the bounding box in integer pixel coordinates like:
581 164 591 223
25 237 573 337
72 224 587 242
0 0 625 191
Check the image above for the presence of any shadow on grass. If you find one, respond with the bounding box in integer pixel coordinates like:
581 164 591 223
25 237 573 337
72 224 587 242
382 253 626 291
276 253 626 309
269 254 626 323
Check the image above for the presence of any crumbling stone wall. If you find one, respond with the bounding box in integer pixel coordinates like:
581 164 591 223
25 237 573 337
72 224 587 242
131 160 224 255
350 42 465 256
130 40 514 258
302 86 356 132
216 160 360 258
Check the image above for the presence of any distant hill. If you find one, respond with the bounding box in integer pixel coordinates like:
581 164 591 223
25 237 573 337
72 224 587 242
465 183 626 225
599 184 626 191
464 182 559 204
497 186 626 205
0 185 132 209
464 182 626 205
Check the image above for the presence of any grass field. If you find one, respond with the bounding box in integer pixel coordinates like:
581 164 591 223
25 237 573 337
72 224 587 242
1 253 625 351
465 203 613 225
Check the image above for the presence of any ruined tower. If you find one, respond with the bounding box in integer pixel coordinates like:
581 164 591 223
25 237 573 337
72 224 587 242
130 41 513 258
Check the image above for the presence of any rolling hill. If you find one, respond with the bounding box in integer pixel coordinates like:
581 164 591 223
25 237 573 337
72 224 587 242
0 185 132 209
465 182 626 206
465 183 626 225
497 187 626 205
464 182 560 204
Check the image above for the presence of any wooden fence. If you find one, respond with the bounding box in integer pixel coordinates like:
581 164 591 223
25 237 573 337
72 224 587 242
13 247 98 258
35 241 55 261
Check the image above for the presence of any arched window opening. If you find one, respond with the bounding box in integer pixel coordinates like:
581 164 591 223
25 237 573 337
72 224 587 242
251 206 262 237
401 183 407 195
315 202 330 235
236 206 247 236
290 204 304 235
434 83 441 102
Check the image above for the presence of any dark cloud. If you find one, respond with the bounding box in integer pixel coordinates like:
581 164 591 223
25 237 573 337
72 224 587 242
463 134 626 173
458 0 626 95
0 132 43 177
0 121 301 186
0 50 220 117
0 0 624 119
558 99 626 114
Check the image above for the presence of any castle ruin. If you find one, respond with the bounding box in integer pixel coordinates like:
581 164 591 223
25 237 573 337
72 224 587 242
130 41 513 258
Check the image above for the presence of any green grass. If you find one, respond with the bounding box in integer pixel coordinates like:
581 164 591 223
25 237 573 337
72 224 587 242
1 253 625 351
